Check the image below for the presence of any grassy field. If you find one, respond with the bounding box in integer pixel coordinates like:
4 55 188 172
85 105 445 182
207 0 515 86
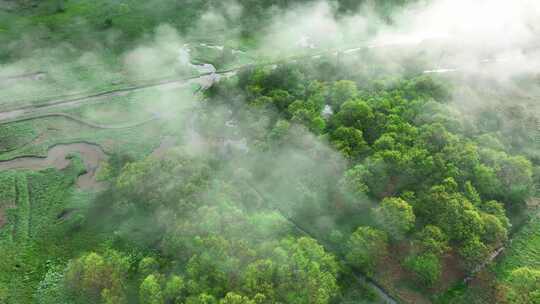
0 156 99 303
0 124 38 154
0 61 122 110
494 213 540 278
0 49 201 111
63 83 202 124
1 0 201 59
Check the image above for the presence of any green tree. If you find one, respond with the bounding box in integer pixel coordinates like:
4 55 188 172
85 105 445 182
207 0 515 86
329 80 358 109
291 109 326 134
242 237 339 304
498 155 533 204
459 237 489 271
219 292 257 304
338 164 370 209
360 145 434 198
416 179 485 242
269 89 293 111
480 200 510 229
271 237 339 304
63 250 129 304
140 275 164 304
333 99 373 132
475 151 533 205
242 259 276 301
164 275 185 304
186 293 218 304
346 227 388 275
464 181 481 205
115 152 210 212
414 225 449 256
418 123 455 153
288 100 326 134
374 197 415 240
403 252 442 287
473 164 502 199
331 127 370 160
139 257 159 278
185 236 240 297
481 213 508 244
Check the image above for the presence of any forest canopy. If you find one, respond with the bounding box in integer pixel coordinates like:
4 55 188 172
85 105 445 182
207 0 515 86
0 1 539 304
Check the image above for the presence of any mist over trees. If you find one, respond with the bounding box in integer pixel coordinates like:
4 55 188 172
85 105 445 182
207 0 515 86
1 0 540 303
38 57 533 302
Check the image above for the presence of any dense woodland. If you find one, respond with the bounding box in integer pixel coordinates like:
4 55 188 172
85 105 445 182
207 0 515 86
24 61 538 303
1 1 540 304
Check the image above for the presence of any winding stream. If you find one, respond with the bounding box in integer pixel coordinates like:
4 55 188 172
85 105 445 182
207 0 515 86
0 143 107 190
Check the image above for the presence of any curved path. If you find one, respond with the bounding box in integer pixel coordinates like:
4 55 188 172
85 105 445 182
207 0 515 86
0 74 213 124
5 112 158 129
0 71 46 82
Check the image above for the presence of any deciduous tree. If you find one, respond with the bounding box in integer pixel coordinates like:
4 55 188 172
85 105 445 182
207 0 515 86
346 227 388 275
374 197 415 240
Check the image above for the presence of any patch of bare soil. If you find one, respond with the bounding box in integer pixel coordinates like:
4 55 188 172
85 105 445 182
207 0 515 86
375 245 469 303
465 270 499 303
376 243 432 304
436 251 467 292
